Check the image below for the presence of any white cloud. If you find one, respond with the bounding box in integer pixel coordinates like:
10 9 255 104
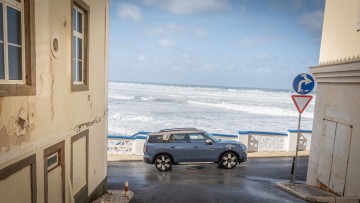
137 55 149 60
194 28 207 38
234 36 276 47
150 23 185 35
141 0 230 15
299 10 324 33
256 53 276 60
158 39 176 47
149 23 207 38
118 3 143 22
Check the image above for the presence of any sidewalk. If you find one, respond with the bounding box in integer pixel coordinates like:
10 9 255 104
107 151 310 162
92 190 134 203
276 182 359 203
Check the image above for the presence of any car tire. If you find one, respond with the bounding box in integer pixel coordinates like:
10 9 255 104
155 154 172 172
219 152 238 169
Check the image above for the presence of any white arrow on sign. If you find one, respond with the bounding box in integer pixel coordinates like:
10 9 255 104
291 95 313 114
297 74 313 93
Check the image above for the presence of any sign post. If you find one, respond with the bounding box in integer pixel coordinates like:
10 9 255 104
291 73 314 185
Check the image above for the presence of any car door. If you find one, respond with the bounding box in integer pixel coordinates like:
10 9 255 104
167 133 192 162
188 133 216 162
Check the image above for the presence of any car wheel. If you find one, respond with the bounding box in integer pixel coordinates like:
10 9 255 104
155 154 172 172
220 152 238 169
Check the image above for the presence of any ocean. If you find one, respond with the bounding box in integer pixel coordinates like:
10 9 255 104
108 82 315 135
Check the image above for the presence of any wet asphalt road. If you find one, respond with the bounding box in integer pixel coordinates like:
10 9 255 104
107 156 309 203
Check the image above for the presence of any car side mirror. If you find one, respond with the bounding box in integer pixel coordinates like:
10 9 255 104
205 140 213 145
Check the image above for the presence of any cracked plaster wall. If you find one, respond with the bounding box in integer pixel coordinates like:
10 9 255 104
0 0 108 154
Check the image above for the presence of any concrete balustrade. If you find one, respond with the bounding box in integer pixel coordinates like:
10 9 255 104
107 130 312 157
239 130 312 152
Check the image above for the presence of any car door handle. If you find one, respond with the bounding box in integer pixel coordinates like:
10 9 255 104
170 147 175 148
194 147 198 148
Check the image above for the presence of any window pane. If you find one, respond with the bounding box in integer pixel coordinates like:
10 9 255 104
72 58 76 82
77 38 82 60
0 43 4 79
77 60 82 81
72 8 76 31
8 45 22 80
0 3 3 41
7 7 21 45
77 11 82 33
72 36 76 59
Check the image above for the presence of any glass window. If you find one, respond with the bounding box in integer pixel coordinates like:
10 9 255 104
8 45 21 80
0 3 4 80
71 0 88 91
7 7 21 45
0 0 24 84
72 6 84 84
189 134 207 143
148 135 166 143
169 134 188 143
0 0 36 96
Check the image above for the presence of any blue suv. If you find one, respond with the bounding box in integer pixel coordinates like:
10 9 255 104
143 128 247 171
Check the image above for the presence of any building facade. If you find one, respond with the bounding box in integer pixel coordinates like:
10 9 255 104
0 0 109 202
307 0 360 197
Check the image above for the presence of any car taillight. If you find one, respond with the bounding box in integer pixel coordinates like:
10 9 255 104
143 144 148 153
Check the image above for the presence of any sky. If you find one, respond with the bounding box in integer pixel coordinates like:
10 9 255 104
109 0 325 89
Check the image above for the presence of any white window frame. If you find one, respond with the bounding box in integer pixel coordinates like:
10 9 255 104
72 4 85 85
0 0 25 84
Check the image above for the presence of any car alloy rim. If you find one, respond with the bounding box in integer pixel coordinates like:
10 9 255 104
222 153 237 168
156 155 171 171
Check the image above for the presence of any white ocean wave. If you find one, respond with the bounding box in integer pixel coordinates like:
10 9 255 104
108 95 135 100
187 100 313 118
108 82 315 134
110 114 154 122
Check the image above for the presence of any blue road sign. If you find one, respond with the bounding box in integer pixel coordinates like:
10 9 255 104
292 73 314 95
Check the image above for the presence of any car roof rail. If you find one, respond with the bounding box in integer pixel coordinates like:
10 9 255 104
159 128 199 132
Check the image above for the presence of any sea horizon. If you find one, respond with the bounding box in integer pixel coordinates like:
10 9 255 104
109 80 299 93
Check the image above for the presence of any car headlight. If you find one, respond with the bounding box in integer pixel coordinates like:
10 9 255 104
239 144 247 151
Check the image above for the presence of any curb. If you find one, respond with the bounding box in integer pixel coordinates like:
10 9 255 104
92 190 134 203
276 182 359 203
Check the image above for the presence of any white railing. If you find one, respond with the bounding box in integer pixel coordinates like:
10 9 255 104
107 130 312 156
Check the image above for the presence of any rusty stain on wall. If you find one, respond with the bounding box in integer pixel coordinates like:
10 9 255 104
0 125 10 152
88 95 92 109
50 57 55 120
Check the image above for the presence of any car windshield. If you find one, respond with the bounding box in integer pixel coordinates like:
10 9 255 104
205 132 220 142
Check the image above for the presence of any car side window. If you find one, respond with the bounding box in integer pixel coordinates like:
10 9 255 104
169 134 188 143
189 134 207 143
148 135 166 143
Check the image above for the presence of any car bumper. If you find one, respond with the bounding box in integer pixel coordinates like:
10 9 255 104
143 155 154 164
240 152 247 162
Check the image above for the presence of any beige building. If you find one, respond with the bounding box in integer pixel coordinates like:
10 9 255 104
0 0 109 202
307 0 360 198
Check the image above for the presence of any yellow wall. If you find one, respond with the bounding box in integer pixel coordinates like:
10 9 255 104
0 0 109 202
319 0 360 64
308 0 360 197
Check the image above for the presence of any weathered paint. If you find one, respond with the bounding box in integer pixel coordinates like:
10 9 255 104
0 0 109 202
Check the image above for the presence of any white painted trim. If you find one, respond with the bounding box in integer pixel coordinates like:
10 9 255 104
309 60 360 83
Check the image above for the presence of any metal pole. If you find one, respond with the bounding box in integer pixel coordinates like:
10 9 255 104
292 112 301 185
